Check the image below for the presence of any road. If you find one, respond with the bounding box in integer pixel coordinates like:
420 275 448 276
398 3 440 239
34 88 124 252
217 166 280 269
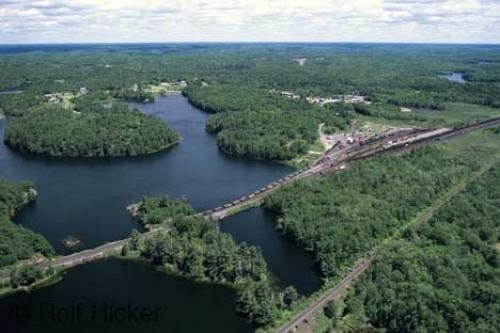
2 116 500 283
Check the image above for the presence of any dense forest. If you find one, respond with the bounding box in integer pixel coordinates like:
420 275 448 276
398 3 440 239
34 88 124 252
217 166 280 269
1 44 499 160
340 163 500 333
263 130 500 280
205 106 350 160
4 102 178 158
127 198 299 327
0 179 54 268
0 44 499 329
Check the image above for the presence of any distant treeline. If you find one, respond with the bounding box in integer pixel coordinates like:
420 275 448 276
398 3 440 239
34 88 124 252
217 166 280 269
1 44 499 160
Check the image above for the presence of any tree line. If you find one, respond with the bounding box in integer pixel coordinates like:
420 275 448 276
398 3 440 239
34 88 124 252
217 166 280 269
1 44 499 161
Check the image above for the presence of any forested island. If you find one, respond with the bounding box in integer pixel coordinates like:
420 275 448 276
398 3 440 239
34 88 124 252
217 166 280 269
4 103 178 158
0 179 53 268
130 196 195 227
126 196 299 326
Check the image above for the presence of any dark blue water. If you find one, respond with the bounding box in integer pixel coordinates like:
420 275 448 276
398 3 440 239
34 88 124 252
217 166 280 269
0 258 253 333
0 95 320 333
0 95 291 253
221 208 321 294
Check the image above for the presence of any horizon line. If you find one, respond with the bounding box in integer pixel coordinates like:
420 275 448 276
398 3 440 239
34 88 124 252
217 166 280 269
1 41 500 46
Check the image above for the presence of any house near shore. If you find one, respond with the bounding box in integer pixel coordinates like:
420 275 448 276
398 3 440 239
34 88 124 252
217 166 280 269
280 91 300 100
269 89 301 100
44 93 63 103
77 87 88 97
307 94 370 106
292 56 307 66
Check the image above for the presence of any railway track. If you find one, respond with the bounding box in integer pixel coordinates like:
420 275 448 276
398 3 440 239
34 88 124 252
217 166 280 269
2 117 499 286
275 116 500 333
333 116 500 166
276 256 374 333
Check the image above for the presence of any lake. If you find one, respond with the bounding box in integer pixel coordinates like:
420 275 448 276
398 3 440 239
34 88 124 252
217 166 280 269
0 95 291 252
0 95 320 332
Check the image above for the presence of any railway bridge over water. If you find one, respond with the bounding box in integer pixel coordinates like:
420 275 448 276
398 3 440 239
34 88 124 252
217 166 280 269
2 116 500 283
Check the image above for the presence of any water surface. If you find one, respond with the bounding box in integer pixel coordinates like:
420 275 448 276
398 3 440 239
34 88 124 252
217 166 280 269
0 258 253 333
221 207 321 295
0 95 291 253
0 95 320 332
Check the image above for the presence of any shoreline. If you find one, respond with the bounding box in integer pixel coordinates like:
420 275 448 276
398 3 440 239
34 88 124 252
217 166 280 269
159 91 182 96
5 139 180 160
0 271 63 299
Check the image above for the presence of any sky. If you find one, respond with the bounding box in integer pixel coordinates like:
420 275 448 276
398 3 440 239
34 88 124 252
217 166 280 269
0 0 499 44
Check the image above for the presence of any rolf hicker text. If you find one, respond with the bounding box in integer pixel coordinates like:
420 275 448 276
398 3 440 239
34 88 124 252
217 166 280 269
12 302 162 324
